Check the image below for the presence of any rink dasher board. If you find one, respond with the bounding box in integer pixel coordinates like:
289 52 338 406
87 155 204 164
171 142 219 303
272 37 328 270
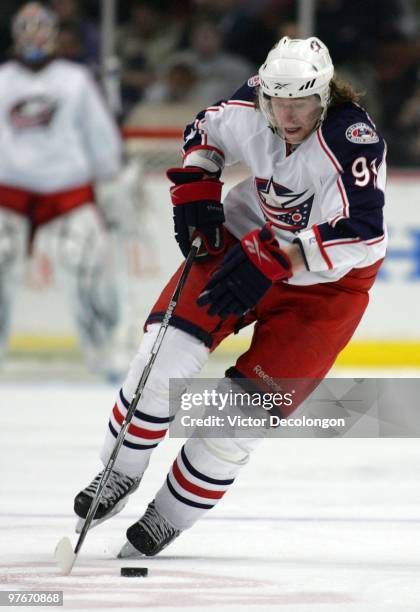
8 173 420 366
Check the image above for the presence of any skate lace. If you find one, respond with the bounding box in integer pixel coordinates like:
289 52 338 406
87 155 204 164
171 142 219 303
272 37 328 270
141 502 180 543
85 470 135 503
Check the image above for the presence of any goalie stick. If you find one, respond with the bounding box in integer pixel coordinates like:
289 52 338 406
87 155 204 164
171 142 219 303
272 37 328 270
54 236 202 575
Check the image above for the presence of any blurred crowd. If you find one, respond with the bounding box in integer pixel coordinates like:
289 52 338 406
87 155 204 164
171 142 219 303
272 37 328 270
1 0 420 167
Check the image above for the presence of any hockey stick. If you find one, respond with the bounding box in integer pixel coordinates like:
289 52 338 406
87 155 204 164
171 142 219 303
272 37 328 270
55 236 202 575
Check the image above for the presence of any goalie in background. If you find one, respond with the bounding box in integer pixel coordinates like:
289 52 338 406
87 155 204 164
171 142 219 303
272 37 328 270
0 2 145 379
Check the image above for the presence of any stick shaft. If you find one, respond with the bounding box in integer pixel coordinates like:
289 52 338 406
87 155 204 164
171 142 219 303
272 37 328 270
73 237 201 559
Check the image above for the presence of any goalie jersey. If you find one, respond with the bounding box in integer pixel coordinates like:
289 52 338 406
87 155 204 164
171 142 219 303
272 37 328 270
182 78 387 285
0 59 122 193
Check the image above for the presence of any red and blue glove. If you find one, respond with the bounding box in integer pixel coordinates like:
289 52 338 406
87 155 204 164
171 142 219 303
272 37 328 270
167 166 225 259
197 224 292 318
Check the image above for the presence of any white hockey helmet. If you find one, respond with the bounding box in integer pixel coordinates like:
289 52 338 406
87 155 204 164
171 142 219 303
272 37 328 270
258 36 334 127
12 2 58 64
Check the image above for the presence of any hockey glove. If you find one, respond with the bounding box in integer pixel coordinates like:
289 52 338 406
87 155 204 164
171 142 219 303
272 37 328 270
197 224 292 319
167 166 225 259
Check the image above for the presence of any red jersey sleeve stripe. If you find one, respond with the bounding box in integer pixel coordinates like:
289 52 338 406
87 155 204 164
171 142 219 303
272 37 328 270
312 224 334 270
336 177 350 217
317 128 343 173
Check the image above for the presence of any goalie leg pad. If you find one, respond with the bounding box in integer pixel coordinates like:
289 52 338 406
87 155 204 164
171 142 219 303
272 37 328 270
46 204 119 373
0 208 29 362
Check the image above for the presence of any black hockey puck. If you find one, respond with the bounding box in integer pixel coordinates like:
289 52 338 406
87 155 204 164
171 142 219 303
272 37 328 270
120 567 148 577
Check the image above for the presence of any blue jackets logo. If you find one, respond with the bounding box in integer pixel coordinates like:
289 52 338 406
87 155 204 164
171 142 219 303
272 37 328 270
10 95 58 129
255 177 314 231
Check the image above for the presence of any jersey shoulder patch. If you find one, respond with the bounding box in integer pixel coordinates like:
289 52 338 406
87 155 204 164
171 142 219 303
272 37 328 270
345 122 379 144
320 103 384 168
247 74 260 88
229 77 258 104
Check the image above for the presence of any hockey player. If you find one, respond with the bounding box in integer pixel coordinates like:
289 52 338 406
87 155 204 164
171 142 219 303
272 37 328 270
0 3 140 377
74 37 387 555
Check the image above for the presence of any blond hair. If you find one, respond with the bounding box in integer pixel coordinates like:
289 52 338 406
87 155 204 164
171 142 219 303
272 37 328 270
327 77 364 109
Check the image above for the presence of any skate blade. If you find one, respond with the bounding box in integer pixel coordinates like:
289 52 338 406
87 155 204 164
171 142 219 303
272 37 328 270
75 497 129 534
117 540 145 559
54 537 76 575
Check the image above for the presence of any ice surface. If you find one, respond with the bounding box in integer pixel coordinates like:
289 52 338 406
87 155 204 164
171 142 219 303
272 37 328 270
1 376 420 612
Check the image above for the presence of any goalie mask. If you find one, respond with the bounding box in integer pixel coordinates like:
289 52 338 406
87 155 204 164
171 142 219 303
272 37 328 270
12 2 58 64
258 36 334 134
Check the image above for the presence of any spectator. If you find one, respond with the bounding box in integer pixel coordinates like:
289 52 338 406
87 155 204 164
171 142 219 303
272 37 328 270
116 1 183 112
395 77 420 164
50 0 99 68
168 20 254 106
376 36 420 165
56 21 89 65
221 0 294 66
143 59 202 105
314 0 420 127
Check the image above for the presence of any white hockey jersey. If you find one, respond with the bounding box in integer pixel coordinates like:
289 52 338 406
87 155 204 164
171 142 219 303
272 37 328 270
182 78 387 285
0 59 122 193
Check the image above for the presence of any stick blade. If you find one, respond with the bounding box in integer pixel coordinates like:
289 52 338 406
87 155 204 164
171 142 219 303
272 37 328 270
55 537 76 575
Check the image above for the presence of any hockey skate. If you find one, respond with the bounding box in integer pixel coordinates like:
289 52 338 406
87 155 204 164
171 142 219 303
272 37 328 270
74 469 141 533
118 501 181 558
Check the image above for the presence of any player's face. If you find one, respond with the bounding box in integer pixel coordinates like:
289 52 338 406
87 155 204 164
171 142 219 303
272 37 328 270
270 96 323 144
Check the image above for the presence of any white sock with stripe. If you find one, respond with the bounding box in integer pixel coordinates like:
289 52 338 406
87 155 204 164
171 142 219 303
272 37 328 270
100 324 209 478
154 436 263 530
